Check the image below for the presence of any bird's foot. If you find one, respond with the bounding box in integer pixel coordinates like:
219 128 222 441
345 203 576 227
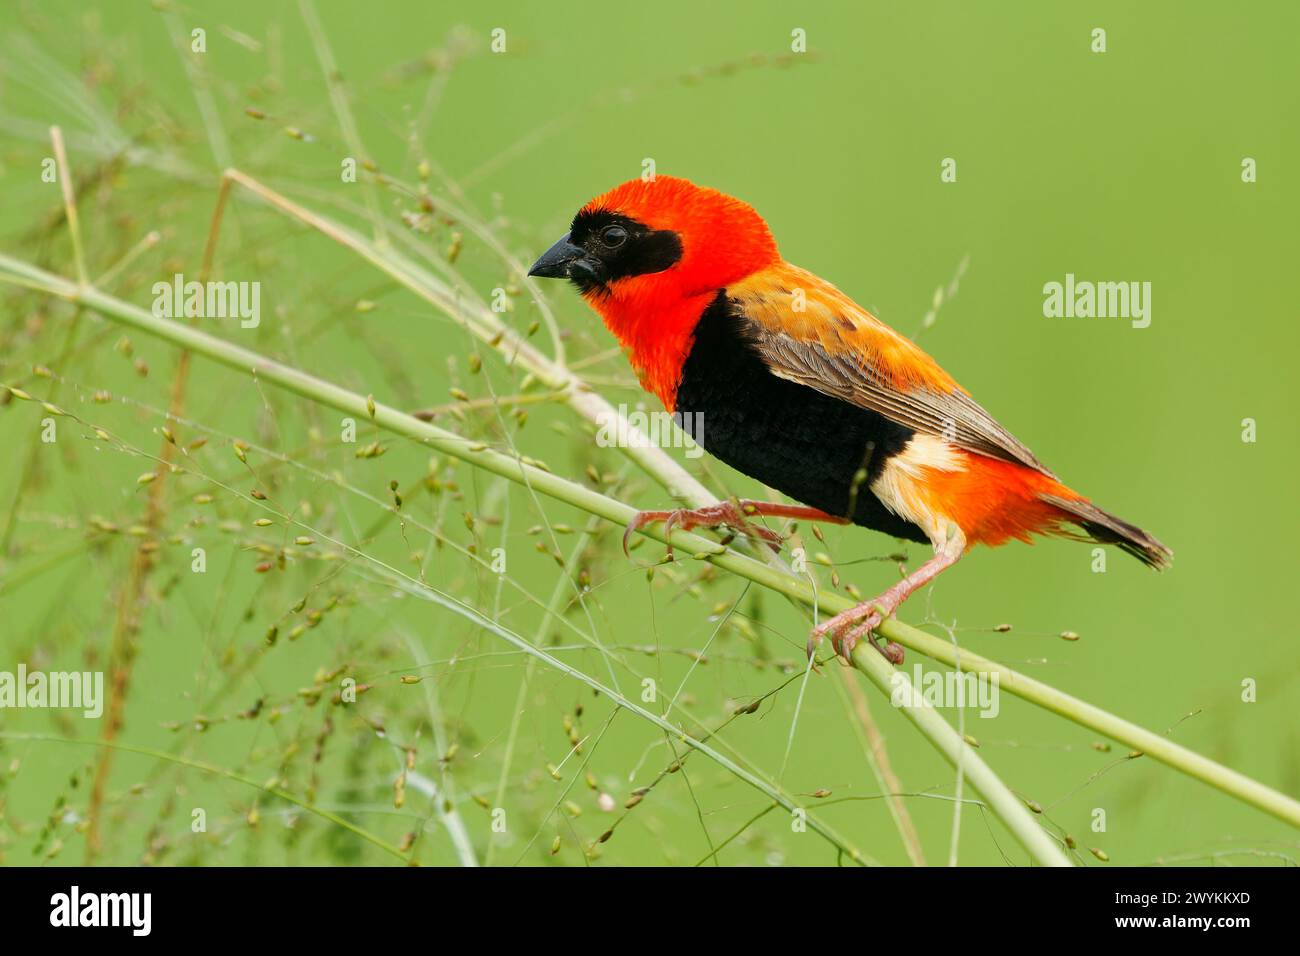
622 498 791 559
806 539 964 665
808 592 906 665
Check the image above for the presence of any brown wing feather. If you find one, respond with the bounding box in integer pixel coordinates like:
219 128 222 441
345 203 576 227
727 263 1056 478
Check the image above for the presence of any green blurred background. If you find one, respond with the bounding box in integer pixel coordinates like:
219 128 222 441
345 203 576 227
0 0 1296 866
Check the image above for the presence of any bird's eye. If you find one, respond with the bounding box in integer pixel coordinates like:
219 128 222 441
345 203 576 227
600 224 628 248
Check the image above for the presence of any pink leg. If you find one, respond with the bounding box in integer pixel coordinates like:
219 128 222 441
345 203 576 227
622 498 848 558
731 501 850 525
811 542 964 663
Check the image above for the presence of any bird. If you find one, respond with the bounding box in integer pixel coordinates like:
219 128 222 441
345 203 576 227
528 175 1171 662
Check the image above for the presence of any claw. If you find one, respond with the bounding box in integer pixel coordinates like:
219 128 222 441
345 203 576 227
879 641 905 665
805 540 964 668
809 597 903 665
662 510 683 557
622 510 671 558
837 614 880 659
620 500 787 562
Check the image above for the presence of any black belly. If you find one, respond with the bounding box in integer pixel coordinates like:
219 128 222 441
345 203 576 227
672 292 928 545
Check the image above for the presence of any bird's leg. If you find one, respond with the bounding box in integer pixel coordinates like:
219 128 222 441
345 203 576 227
622 499 848 559
731 501 852 525
810 535 964 664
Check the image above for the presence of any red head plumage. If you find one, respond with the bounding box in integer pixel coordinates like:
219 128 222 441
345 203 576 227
579 176 779 297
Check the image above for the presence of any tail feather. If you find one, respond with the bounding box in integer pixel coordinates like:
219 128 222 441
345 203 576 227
1039 493 1173 570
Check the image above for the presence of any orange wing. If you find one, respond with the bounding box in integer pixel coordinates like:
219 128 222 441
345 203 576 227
726 262 1055 478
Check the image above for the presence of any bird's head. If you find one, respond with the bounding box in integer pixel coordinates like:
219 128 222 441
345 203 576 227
528 176 780 408
528 176 779 305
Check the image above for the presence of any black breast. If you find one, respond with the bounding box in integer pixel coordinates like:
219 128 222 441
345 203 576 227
673 291 928 545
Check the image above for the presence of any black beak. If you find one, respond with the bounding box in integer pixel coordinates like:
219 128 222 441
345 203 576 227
528 233 584 279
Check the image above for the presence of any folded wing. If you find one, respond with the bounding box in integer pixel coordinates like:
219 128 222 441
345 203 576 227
726 262 1055 478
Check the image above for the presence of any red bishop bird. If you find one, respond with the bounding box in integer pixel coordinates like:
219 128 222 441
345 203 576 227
529 176 1171 661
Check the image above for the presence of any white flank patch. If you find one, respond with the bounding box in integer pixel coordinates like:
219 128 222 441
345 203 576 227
870 434 964 546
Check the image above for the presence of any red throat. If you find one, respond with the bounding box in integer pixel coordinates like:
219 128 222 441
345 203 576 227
586 284 717 410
